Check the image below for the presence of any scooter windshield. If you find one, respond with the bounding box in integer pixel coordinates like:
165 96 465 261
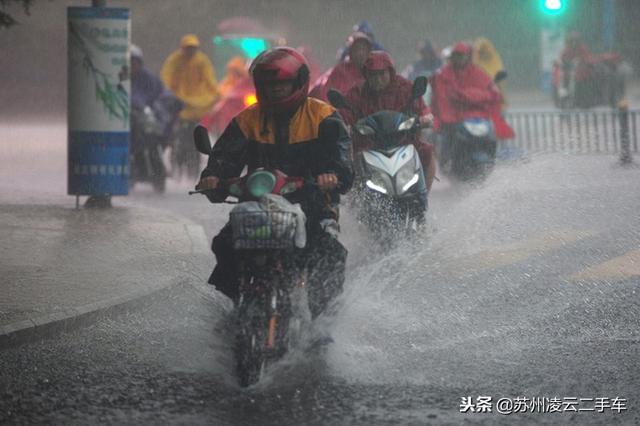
358 110 413 151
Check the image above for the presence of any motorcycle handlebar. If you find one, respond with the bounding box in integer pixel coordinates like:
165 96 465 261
188 177 326 202
188 188 238 204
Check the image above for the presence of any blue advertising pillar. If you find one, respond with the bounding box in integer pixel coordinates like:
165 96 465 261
67 6 130 206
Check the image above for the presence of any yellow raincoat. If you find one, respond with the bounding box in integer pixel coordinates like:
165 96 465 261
161 49 218 121
472 37 505 93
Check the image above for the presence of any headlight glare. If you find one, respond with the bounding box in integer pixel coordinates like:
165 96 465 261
401 173 419 192
366 179 388 194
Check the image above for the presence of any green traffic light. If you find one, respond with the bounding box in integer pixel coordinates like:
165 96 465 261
541 0 565 15
213 36 268 59
546 0 561 9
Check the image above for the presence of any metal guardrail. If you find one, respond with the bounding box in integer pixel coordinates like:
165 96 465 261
504 108 639 157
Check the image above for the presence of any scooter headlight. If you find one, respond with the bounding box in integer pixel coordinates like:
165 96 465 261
396 161 419 194
401 174 419 192
364 168 392 195
366 179 388 194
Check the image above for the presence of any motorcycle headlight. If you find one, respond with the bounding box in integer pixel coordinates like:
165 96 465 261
396 161 419 194
402 174 419 192
364 168 392 195
247 170 276 198
398 117 416 131
462 119 491 138
366 179 388 194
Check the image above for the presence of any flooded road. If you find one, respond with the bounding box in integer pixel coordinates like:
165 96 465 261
1 121 639 424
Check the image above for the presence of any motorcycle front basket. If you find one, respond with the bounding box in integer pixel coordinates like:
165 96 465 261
230 210 297 250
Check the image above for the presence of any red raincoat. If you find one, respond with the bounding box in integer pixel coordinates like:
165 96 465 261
430 60 503 126
342 51 434 167
561 41 593 81
343 53 429 125
431 60 514 139
309 61 364 102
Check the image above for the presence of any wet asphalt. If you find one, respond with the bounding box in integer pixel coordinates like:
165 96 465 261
1 154 640 425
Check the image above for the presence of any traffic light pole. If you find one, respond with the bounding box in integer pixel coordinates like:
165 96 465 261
539 1 565 93
602 0 615 51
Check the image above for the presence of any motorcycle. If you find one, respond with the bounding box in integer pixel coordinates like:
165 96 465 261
328 77 429 242
130 93 182 193
439 117 497 182
191 126 311 387
552 53 626 109
435 72 507 182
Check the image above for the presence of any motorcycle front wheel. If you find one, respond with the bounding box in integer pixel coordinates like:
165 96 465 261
234 273 293 387
235 296 269 387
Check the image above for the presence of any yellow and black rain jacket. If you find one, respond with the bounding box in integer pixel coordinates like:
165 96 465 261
201 97 353 226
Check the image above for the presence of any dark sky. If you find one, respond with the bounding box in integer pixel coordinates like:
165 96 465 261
1 0 636 117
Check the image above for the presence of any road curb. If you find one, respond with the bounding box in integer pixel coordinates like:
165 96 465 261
0 217 213 350
0 280 188 349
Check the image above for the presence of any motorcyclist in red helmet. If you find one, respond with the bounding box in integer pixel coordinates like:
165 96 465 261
196 47 354 318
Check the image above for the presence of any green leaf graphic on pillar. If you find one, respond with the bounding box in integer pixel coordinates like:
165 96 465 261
69 22 129 126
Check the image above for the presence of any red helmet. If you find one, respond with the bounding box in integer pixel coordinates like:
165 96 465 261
250 47 310 113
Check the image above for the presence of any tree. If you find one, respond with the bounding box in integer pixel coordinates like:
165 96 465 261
1 0 34 28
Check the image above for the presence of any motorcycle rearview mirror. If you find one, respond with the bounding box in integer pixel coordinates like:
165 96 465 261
411 76 428 99
327 89 350 110
494 70 508 83
193 125 212 155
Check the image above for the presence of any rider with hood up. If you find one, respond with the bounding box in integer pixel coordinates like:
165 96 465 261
196 47 353 318
309 32 373 102
560 31 593 82
472 37 515 140
430 41 504 164
342 51 436 190
337 21 385 62
472 37 505 90
130 44 182 149
130 44 165 111
430 41 502 126
161 34 218 121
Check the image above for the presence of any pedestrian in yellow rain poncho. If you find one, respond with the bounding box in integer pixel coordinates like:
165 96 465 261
161 34 218 121
472 37 505 93
218 56 249 98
